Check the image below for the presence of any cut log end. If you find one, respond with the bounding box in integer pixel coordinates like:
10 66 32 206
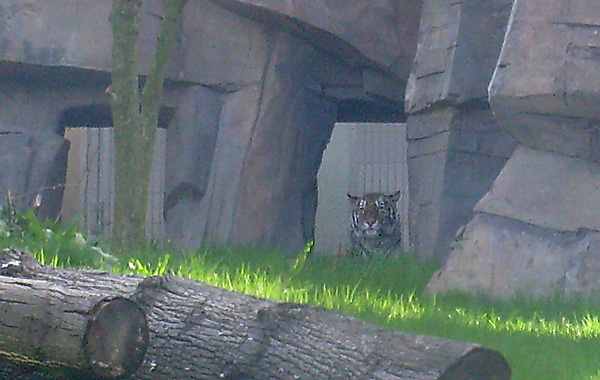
83 297 149 379
439 347 511 380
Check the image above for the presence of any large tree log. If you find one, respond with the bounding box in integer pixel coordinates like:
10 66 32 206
0 277 148 379
0 248 511 380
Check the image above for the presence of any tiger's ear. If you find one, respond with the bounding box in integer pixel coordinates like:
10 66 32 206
347 193 360 203
387 190 402 203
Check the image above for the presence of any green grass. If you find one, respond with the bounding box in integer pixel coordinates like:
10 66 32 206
3 224 600 380
105 247 600 380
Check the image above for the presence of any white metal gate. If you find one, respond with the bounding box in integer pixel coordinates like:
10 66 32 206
315 123 408 254
349 123 407 196
61 127 166 240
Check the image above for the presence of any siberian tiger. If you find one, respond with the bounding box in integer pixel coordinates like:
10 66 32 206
347 190 402 257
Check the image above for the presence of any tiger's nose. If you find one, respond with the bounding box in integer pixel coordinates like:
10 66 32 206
363 220 379 228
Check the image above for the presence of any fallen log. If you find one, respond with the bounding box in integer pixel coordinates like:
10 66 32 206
0 278 147 379
0 248 511 380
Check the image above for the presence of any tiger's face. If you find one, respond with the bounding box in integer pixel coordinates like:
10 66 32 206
347 191 402 256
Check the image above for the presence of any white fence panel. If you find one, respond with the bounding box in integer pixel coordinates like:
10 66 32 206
62 127 166 240
349 123 406 195
147 128 166 239
315 123 408 254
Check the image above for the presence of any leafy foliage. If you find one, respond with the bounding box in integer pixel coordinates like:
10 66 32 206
0 200 119 268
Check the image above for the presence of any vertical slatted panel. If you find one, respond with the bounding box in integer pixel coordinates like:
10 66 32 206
349 123 406 194
348 123 409 251
98 128 115 238
62 128 85 225
314 125 353 254
84 128 100 236
146 128 166 240
62 127 166 241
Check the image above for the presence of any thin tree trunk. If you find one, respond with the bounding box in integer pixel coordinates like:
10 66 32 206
108 0 187 247
108 0 145 247
0 248 511 380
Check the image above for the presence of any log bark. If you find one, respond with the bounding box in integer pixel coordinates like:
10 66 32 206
0 256 148 379
0 248 511 380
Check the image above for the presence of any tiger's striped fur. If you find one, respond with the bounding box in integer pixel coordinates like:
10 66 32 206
347 191 402 257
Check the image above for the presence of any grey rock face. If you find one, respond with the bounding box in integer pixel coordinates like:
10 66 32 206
428 0 600 299
475 147 600 233
406 0 513 113
488 0 600 158
165 33 337 252
0 0 416 89
1 0 406 254
404 0 516 261
225 34 338 250
406 107 516 262
428 147 600 300
429 0 600 300
180 0 272 89
426 213 597 300
163 86 222 242
0 1 113 69
0 127 68 220
0 0 188 80
206 0 421 78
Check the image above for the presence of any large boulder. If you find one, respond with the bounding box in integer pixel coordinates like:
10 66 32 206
437 0 600 300
427 213 600 300
488 0 600 158
427 147 600 300
475 147 600 233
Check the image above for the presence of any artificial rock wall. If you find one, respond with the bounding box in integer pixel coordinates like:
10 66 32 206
0 0 417 253
404 0 517 261
162 0 416 251
427 0 600 300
